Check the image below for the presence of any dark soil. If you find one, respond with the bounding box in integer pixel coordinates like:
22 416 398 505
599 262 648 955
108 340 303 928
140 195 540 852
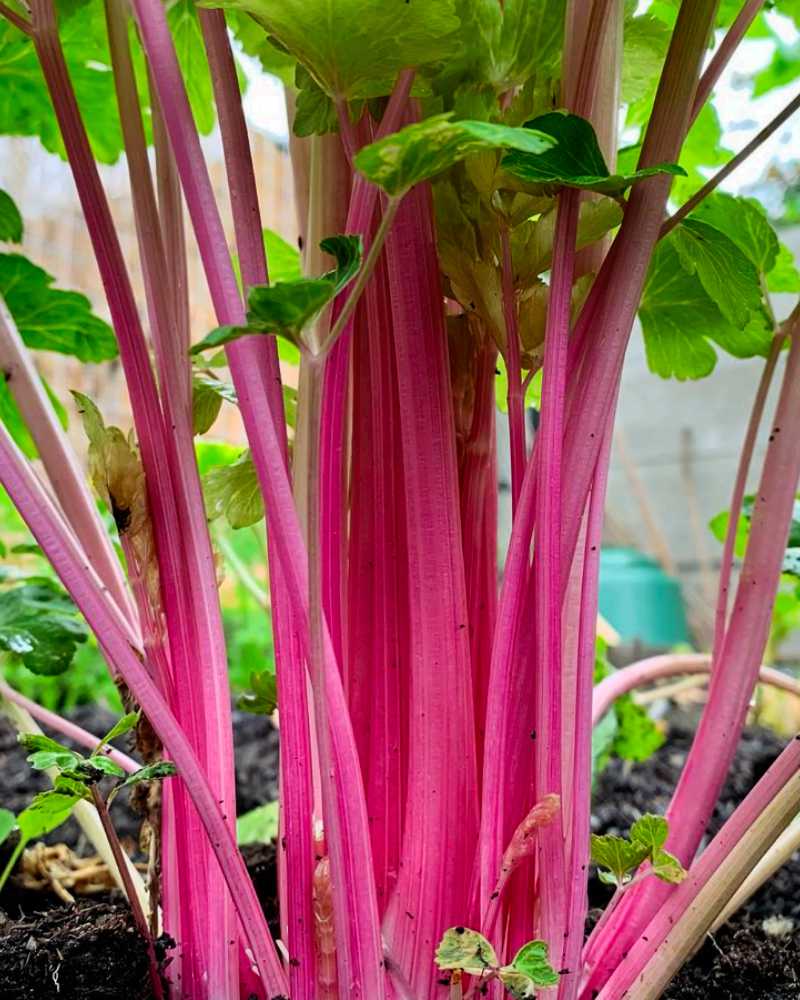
0 704 279 999
593 718 800 998
2 708 799 998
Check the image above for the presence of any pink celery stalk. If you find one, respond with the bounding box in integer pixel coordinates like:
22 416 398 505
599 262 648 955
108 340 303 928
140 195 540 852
381 176 479 996
103 7 239 992
318 71 415 671
584 316 800 994
591 653 800 724
0 679 138 774
199 11 317 998
347 248 409 914
131 3 385 993
0 424 287 997
530 190 580 957
598 734 800 999
454 334 498 774
500 227 526 513
0 299 135 629
711 334 783 660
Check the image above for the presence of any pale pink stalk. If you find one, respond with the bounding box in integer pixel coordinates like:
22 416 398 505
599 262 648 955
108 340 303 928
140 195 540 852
712 335 784 660
560 411 614 1000
0 679 138 774
455 336 498 773
530 189 580 957
0 423 287 996
690 0 765 126
199 13 318 996
584 315 800 994
104 8 238 991
0 297 135 627
381 178 478 996
132 5 385 992
500 227 525 512
591 653 800 724
598 735 800 999
318 70 415 668
347 251 409 913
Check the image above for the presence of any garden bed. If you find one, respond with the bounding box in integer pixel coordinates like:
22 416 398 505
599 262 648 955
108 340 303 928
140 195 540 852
1 710 798 998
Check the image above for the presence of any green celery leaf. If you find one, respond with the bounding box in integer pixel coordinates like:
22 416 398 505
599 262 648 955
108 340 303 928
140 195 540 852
639 239 772 381
26 749 83 771
355 114 555 197
590 833 650 886
611 696 664 762
0 376 37 458
17 733 72 756
192 235 361 354
435 926 498 976
0 189 22 243
708 508 749 558
169 0 216 134
671 104 731 204
502 112 685 195
16 788 80 841
97 711 140 749
630 813 668 852
0 253 117 362
229 10 296 86
203 449 264 528
622 13 671 105
0 808 15 848
0 580 88 675
767 242 800 293
204 0 460 99
293 64 340 136
671 219 763 327
237 669 277 714
263 228 302 283
753 38 800 98
237 799 279 845
120 761 177 789
192 372 238 435
650 847 687 884
509 940 560 986
689 194 779 277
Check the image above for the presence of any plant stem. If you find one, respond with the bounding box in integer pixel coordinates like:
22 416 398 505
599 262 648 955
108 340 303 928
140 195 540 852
590 653 800 725
319 195 400 357
662 89 800 237
690 0 765 125
712 333 784 661
500 225 525 513
90 784 164 1000
0 1 31 34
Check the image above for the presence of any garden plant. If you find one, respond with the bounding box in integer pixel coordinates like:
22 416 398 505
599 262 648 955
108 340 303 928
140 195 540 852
1 0 800 997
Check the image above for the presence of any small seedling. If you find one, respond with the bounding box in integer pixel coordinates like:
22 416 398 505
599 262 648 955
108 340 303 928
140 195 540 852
591 814 686 890
435 926 559 998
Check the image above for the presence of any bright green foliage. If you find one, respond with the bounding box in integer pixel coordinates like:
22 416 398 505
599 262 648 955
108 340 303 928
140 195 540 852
710 497 800 580
119 761 177 790
591 813 686 889
671 220 763 327
592 646 663 775
203 450 264 528
210 0 460 101
355 114 555 197
192 372 238 435
16 787 82 840
0 189 22 243
435 927 559 996
502 112 685 196
192 234 362 354
0 808 14 848
237 799 279 845
168 0 216 134
229 10 296 86
621 11 671 106
96 710 140 749
435 927 499 975
263 228 302 282
639 238 772 381
237 669 277 714
0 580 88 675
0 254 117 362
